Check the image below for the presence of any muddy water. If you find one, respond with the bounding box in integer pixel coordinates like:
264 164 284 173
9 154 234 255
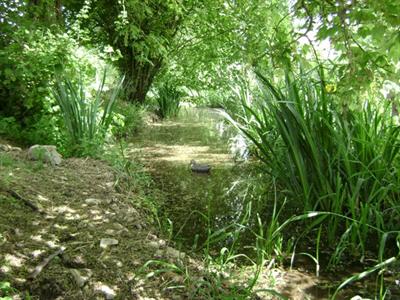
127 107 398 300
127 107 256 246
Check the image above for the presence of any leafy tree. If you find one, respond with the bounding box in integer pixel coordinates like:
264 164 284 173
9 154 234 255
162 0 293 102
66 0 293 105
71 0 186 103
294 0 400 98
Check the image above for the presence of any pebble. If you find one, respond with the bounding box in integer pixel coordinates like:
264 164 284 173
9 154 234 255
165 247 185 259
70 269 88 287
148 241 160 249
85 198 102 205
113 223 125 230
105 229 115 235
134 223 143 230
100 238 119 249
0 144 21 151
94 283 116 299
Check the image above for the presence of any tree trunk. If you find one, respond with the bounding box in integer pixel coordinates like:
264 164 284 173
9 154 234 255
122 56 163 103
55 0 62 21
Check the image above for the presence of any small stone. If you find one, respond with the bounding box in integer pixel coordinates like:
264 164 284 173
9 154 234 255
134 223 143 230
113 223 125 230
165 247 185 259
27 145 62 166
100 238 119 249
158 239 167 247
0 144 11 151
147 239 166 249
147 233 158 241
148 241 160 249
124 216 135 223
94 283 116 299
105 229 115 235
62 254 87 268
85 198 101 205
70 269 88 287
126 207 139 216
114 260 123 267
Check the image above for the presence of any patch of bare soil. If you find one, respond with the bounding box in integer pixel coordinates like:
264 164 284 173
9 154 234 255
0 148 196 300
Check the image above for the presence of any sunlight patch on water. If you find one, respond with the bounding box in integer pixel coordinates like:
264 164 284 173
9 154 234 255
128 144 232 165
127 107 257 249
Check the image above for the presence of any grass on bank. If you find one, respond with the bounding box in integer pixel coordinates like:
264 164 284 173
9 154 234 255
226 68 400 256
219 67 400 297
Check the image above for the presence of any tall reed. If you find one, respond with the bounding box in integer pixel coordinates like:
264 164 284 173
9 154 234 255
227 68 400 259
53 71 124 154
156 83 182 119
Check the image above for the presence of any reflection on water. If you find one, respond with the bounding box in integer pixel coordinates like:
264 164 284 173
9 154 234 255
128 107 255 247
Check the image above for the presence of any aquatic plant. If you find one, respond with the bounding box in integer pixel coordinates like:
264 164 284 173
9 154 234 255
231 69 398 241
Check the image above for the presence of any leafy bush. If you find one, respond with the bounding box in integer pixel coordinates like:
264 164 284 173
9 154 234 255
155 84 182 119
227 69 400 258
0 27 109 147
52 71 124 156
0 281 14 300
112 101 145 138
0 28 87 119
0 117 21 140
0 29 65 145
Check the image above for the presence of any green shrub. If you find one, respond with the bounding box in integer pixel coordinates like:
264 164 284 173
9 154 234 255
0 29 85 122
0 117 21 140
155 83 182 119
112 101 145 138
0 27 111 148
0 281 14 300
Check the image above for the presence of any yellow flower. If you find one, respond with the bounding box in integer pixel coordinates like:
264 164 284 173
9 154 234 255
325 84 337 93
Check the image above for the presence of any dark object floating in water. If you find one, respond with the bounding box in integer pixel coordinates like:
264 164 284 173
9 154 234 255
190 160 211 173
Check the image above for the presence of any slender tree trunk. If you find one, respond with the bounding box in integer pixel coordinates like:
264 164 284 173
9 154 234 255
28 0 62 24
55 0 62 21
122 56 163 103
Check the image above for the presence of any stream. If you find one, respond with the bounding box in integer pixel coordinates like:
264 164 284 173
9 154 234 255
127 107 399 300
128 107 256 247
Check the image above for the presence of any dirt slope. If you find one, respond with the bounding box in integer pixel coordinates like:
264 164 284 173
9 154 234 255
0 148 189 300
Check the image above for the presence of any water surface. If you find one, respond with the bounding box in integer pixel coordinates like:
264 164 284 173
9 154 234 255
127 107 398 299
128 107 255 246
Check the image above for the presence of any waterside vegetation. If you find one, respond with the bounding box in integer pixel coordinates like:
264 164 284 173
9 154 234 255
0 0 399 299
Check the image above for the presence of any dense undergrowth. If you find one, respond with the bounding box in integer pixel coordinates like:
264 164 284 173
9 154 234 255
222 67 400 297
1 0 399 298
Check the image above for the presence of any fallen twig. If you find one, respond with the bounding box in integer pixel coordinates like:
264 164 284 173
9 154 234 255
5 189 42 212
28 247 66 280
